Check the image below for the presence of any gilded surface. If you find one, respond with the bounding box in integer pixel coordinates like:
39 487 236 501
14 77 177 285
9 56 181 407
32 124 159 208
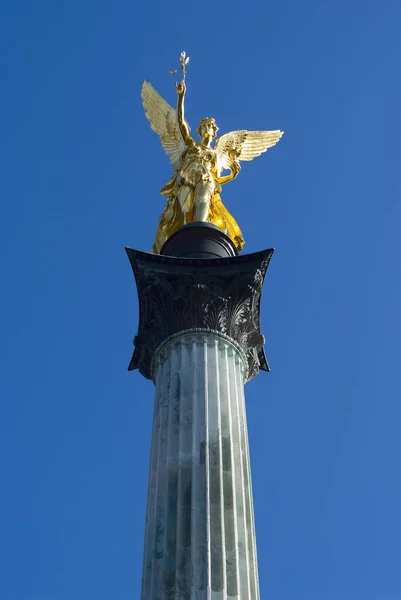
142 52 283 253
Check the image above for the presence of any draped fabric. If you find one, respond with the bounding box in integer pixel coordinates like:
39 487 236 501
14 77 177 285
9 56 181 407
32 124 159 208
153 184 245 254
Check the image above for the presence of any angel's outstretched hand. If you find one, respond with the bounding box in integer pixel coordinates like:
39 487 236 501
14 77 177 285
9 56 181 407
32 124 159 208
175 80 186 96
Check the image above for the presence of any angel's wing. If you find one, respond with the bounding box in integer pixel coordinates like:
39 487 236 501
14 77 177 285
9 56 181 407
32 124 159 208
215 130 284 174
141 81 185 170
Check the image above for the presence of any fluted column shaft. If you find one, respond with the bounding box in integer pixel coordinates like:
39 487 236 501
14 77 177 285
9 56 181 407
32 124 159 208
141 332 259 600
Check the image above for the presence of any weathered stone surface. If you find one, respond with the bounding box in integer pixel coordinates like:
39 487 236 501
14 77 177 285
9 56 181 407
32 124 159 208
126 248 274 382
141 334 260 600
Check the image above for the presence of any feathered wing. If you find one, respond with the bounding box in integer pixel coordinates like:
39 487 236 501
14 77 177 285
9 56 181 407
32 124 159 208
141 81 185 170
215 129 284 175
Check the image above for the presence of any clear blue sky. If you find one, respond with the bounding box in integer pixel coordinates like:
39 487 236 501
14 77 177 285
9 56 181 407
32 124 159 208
1 1 400 599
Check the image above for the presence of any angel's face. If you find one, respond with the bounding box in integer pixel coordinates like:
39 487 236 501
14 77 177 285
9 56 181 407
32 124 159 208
198 119 218 140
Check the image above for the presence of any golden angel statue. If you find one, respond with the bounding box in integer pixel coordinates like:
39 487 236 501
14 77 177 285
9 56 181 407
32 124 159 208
142 55 283 254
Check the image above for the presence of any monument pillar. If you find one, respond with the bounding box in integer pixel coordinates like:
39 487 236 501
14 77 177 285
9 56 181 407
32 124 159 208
127 223 273 599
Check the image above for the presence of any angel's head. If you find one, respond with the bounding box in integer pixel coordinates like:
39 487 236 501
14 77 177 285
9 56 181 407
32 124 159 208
197 117 219 140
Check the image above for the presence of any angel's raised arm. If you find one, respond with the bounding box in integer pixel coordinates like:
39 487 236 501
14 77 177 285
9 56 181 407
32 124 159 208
175 81 192 145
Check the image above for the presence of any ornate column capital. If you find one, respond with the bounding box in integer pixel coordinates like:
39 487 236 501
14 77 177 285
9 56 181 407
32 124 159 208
126 248 274 382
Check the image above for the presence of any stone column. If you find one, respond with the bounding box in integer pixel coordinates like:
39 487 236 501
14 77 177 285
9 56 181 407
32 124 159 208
126 224 274 600
141 332 259 599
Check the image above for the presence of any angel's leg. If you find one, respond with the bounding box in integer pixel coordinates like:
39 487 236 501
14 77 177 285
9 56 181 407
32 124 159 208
195 181 215 222
178 185 193 224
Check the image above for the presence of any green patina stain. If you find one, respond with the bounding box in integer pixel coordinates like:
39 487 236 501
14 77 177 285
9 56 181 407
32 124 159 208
222 436 231 472
199 441 206 465
174 373 181 400
163 470 178 588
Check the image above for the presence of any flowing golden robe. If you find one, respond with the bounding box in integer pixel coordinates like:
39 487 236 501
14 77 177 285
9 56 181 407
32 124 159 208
152 142 245 253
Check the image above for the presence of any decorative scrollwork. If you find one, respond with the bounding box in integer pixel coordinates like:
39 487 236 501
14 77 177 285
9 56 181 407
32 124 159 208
126 248 274 381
